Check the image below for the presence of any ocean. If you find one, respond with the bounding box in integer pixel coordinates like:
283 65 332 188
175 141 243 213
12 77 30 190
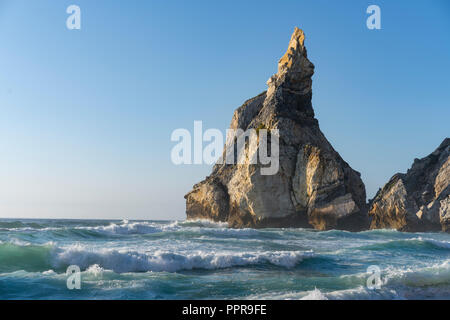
0 218 449 300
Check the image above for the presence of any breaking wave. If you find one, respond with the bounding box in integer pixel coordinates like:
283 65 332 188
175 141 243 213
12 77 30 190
0 241 314 273
1 219 449 299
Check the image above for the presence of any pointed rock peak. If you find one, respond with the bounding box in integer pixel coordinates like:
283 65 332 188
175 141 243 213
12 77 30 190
278 27 306 73
267 27 315 96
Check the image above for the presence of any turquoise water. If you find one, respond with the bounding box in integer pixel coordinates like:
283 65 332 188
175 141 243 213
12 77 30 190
0 219 449 300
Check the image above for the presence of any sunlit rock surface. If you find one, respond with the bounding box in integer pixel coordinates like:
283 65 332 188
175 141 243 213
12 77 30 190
185 27 368 230
369 138 450 232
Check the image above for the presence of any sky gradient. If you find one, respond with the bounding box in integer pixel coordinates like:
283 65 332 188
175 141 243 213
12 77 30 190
0 0 449 220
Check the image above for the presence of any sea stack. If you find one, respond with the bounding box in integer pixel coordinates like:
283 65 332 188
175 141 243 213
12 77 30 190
185 27 368 230
369 138 450 232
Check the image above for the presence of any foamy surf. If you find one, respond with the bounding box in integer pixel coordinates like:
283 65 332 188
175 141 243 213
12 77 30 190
0 218 449 299
53 246 314 273
247 261 450 300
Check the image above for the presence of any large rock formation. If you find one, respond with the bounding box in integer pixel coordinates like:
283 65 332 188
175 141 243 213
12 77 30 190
185 27 368 231
369 138 450 232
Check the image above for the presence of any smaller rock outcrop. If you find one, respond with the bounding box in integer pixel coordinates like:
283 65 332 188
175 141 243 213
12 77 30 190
369 138 450 232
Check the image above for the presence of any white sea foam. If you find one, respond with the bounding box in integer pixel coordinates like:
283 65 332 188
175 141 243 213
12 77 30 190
80 221 178 235
315 286 400 300
51 244 314 273
249 283 450 300
85 264 104 276
5 238 33 246
1 218 449 300
78 219 229 236
177 219 229 228
338 260 450 288
202 227 261 237
383 260 450 287
300 288 329 300
245 260 450 300
310 281 450 300
76 220 265 237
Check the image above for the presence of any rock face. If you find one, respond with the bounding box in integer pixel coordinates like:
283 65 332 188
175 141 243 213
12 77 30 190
369 138 450 232
185 27 368 231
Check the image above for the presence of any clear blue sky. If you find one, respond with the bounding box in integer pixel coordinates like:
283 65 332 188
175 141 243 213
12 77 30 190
0 0 449 220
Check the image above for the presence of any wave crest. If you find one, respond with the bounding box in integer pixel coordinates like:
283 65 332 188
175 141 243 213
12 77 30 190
0 241 314 273
53 245 314 273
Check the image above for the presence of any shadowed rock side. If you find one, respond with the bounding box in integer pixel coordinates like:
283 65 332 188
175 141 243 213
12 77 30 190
185 27 368 231
369 138 450 232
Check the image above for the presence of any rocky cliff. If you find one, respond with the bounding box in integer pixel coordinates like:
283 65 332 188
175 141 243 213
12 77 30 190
185 27 368 231
369 138 450 232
